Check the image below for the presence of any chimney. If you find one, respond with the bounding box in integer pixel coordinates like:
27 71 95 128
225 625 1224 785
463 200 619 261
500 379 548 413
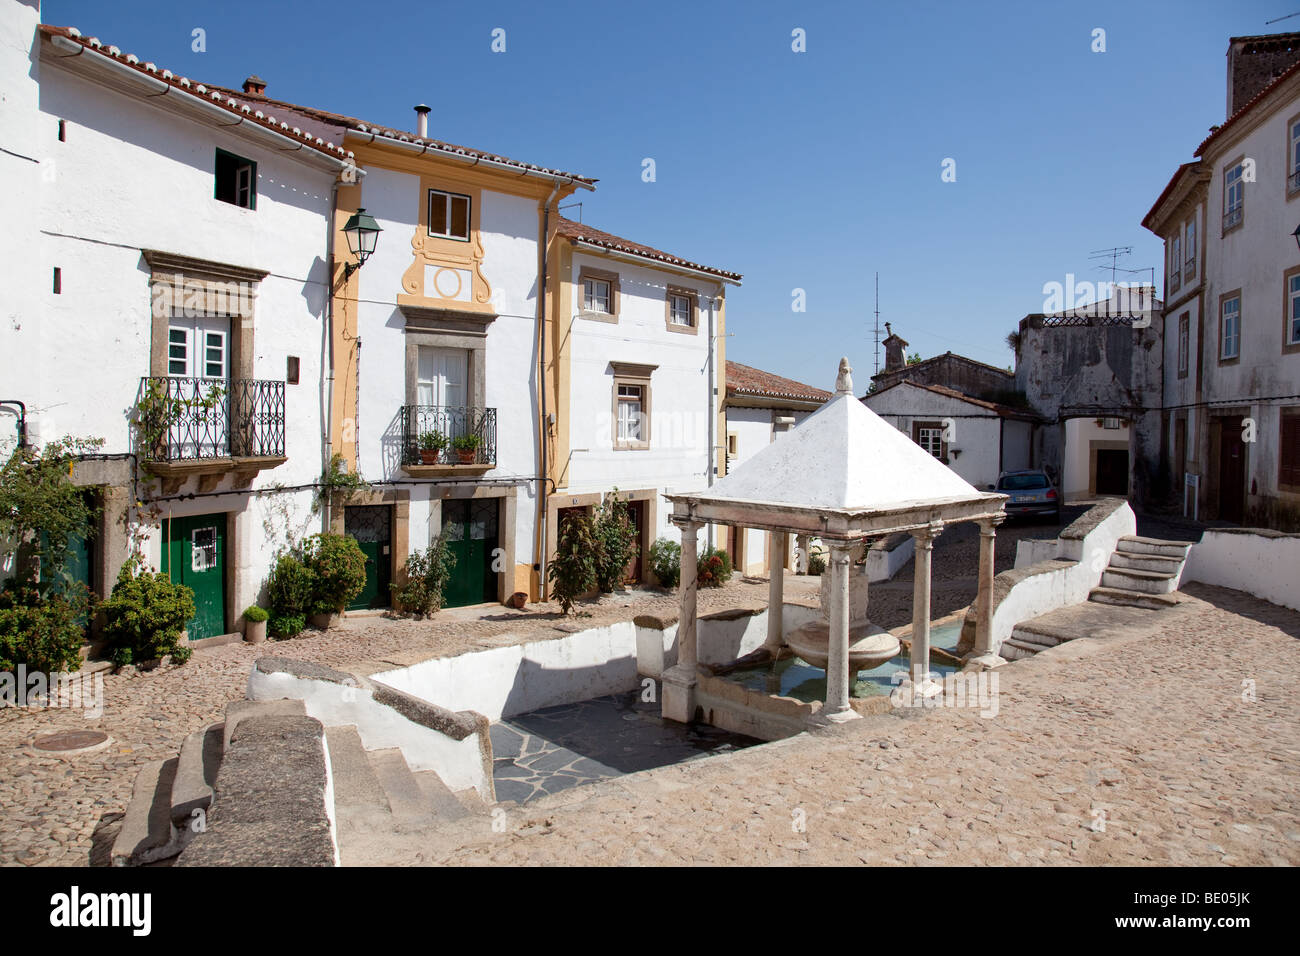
414 104 430 139
882 325 909 372
241 75 266 96
1225 32 1300 117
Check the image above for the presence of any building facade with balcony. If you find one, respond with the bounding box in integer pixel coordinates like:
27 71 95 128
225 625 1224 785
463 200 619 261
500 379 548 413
0 10 351 639
1143 32 1300 527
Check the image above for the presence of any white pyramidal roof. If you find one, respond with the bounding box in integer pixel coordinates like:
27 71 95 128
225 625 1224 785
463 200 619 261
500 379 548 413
702 359 991 514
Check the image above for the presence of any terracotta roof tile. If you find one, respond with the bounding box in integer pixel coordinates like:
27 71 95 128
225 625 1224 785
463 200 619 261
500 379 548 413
556 217 741 282
725 361 830 403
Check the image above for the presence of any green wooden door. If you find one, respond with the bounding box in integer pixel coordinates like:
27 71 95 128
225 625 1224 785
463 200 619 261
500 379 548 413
443 499 498 608
345 505 391 610
163 513 226 641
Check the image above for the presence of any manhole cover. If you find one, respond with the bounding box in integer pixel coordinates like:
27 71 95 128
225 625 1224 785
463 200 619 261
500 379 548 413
33 730 110 754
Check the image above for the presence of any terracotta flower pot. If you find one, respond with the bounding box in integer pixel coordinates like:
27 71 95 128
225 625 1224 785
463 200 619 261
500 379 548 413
455 448 477 464
419 449 440 464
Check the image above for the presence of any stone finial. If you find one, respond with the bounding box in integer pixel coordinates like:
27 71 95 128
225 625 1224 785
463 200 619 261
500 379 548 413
835 357 854 395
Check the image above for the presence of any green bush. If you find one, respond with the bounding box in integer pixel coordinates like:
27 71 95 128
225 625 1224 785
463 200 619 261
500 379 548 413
243 605 269 623
300 533 367 615
0 586 85 674
807 550 826 576
649 537 681 589
392 535 456 618
593 490 638 592
101 556 195 667
266 552 315 638
697 546 732 588
548 510 599 615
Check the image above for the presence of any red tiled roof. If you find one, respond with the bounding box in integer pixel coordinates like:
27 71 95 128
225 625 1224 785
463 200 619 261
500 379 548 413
202 85 597 187
1194 55 1300 157
38 25 354 164
556 217 742 282
1141 161 1202 232
867 380 1040 421
725 362 830 403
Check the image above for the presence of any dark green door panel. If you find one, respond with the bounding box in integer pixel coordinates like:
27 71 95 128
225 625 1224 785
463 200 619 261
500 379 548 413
345 505 391 610
443 499 498 608
163 513 226 641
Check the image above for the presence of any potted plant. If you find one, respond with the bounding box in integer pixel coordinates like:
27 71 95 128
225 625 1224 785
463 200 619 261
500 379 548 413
451 433 482 464
417 430 447 464
243 605 269 644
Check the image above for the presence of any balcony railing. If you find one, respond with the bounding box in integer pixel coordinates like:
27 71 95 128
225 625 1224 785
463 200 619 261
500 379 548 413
401 405 496 467
1223 205 1243 231
139 377 285 462
1291 169 1300 193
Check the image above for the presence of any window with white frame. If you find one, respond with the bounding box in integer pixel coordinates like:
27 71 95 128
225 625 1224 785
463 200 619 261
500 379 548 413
1184 218 1196 280
1221 295 1241 360
669 293 693 326
1290 118 1300 193
913 423 945 459
1289 273 1300 346
167 314 230 380
1169 235 1181 291
617 384 645 443
1224 163 1244 229
584 277 612 313
427 188 470 240
1177 312 1189 377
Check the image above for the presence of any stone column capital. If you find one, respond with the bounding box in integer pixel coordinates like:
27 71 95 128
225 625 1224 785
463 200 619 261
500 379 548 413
670 514 703 533
911 521 944 546
978 515 1005 534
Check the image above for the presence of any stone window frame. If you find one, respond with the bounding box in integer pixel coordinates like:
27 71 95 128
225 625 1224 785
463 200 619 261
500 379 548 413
1284 265 1300 355
912 420 948 463
579 266 620 323
1184 216 1197 281
664 285 700 334
1218 289 1242 366
1177 311 1190 379
1222 154 1246 236
1168 233 1181 294
1287 110 1300 199
398 305 496 409
610 361 656 451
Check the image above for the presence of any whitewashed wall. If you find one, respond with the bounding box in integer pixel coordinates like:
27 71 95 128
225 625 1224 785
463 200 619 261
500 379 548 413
863 384 1003 490
1183 529 1300 612
1062 418 1130 500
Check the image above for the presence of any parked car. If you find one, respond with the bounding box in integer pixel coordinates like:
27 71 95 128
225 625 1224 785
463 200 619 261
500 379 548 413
988 470 1060 522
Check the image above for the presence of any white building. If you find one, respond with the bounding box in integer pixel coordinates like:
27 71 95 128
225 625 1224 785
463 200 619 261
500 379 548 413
1 8 354 640
722 361 829 573
1142 31 1300 527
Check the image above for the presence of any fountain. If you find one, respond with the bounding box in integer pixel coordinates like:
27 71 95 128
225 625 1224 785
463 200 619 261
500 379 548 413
782 542 900 673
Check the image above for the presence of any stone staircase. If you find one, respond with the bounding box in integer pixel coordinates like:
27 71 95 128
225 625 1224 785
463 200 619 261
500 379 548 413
106 700 486 866
999 535 1193 662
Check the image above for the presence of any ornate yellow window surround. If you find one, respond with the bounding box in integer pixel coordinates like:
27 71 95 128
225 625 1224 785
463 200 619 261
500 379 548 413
398 173 494 314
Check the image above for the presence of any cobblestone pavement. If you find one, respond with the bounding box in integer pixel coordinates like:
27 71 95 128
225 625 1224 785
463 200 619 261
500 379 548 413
401 583 1300 866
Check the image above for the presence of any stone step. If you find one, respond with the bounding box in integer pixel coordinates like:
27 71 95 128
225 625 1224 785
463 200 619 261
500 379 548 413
1115 535 1194 559
1088 587 1185 610
998 639 1041 661
111 758 179 866
170 722 223 836
1108 551 1184 574
368 749 436 827
1007 627 1063 650
324 725 390 821
452 786 487 814
1101 566 1178 594
224 698 305 752
414 769 472 822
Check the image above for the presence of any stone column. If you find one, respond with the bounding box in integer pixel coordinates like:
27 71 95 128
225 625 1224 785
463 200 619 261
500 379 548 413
967 515 1006 670
907 522 944 700
795 534 811 574
763 530 787 651
822 540 858 722
662 517 702 723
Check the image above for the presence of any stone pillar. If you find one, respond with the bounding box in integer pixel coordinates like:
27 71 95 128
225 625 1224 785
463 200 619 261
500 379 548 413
764 530 787 651
966 515 1006 670
821 540 858 722
907 523 944 700
662 517 702 723
795 534 810 574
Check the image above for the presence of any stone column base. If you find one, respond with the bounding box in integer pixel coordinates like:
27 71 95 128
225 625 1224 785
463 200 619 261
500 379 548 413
962 652 1006 672
660 664 698 724
811 707 862 726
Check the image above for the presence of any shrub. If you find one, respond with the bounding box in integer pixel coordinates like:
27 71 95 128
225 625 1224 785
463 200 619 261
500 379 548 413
0 586 85 674
101 556 196 667
243 605 269 623
266 553 314 638
697 546 732 588
548 510 599 615
649 537 681 589
392 535 456 618
807 550 826 576
593 490 638 593
300 533 368 615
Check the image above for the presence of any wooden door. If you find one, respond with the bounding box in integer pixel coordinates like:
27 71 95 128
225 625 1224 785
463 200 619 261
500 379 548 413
1217 418 1246 523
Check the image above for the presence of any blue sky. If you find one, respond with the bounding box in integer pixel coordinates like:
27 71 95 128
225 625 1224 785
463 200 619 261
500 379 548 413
42 0 1295 389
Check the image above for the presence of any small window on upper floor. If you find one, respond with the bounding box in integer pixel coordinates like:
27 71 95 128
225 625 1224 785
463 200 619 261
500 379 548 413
428 188 470 240
1223 162 1244 231
1168 235 1181 293
1184 219 1196 280
215 149 257 209
1289 116 1300 195
666 288 698 332
585 277 612 313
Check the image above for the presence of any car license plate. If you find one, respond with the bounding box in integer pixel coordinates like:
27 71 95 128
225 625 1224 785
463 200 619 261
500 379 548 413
1013 495 1034 503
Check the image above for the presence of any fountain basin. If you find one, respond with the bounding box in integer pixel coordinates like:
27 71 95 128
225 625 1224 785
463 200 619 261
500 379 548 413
783 619 901 671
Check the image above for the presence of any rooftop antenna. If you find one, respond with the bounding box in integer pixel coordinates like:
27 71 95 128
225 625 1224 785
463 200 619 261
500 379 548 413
1265 11 1300 24
872 272 881 376
1089 246 1133 286
558 201 582 222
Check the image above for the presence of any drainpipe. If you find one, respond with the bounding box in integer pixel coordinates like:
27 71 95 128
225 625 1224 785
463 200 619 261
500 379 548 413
706 294 716 550
536 182 564 601
323 180 339 533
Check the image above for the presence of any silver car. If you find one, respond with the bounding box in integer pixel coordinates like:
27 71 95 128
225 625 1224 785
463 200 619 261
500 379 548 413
989 470 1060 521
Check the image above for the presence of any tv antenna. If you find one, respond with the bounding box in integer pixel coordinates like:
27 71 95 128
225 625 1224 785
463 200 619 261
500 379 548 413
558 201 582 222
1089 246 1133 285
1265 11 1300 24
872 272 882 376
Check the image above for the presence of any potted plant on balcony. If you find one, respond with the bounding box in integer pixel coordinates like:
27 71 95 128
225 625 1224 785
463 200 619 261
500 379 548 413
451 434 482 464
418 430 448 465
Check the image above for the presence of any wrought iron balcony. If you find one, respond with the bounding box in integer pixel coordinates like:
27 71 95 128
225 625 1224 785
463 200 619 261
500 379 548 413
1222 205 1243 231
401 405 496 467
138 377 285 462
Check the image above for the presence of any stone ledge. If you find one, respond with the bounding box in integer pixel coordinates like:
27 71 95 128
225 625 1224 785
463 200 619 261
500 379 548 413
1059 497 1128 540
254 656 358 686
369 681 485 741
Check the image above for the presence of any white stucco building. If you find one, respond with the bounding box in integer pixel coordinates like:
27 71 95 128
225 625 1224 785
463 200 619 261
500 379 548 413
1142 31 1300 527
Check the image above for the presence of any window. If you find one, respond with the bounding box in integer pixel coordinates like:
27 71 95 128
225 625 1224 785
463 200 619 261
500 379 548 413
579 268 620 320
665 286 698 332
1281 408 1300 491
727 432 738 457
1184 218 1196 280
617 385 644 443
417 347 469 408
1177 312 1189 378
1290 117 1300 193
1102 417 1121 430
167 315 230 380
52 267 61 294
215 149 256 209
912 421 946 460
1223 162 1244 230
1220 294 1241 361
1169 235 1181 292
1288 271 1300 347
286 356 300 385
610 361 655 450
427 188 470 240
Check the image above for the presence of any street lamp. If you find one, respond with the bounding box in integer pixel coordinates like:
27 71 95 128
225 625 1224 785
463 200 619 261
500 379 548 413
341 208 381 277
1292 223 1300 252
